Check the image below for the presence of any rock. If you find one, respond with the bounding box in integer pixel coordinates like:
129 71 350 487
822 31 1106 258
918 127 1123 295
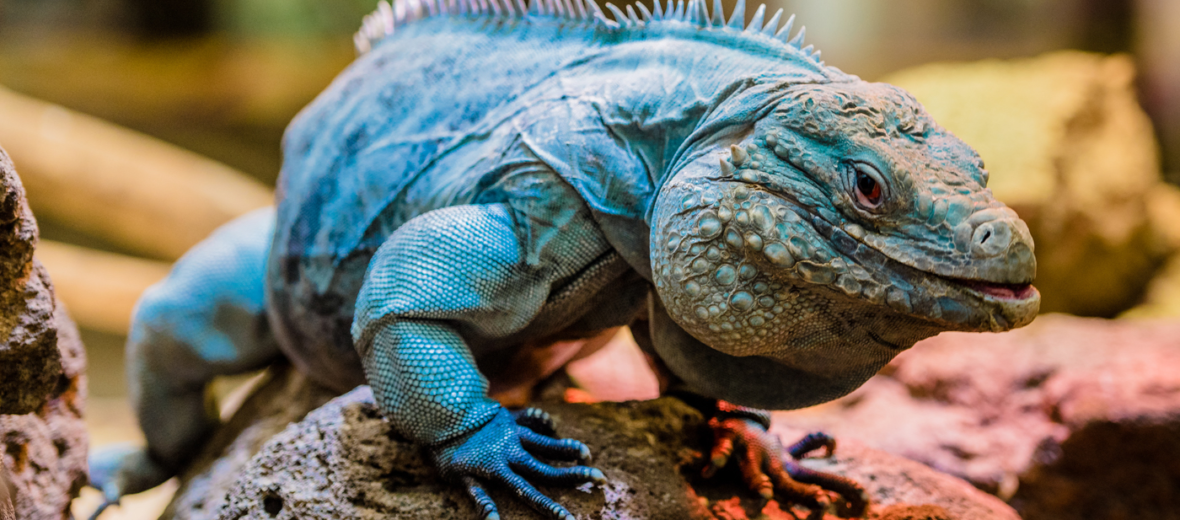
1 305 88 520
771 426 1019 520
0 302 89 520
0 468 13 520
163 367 339 520
0 144 89 520
774 314 1180 520
885 52 1172 318
0 148 61 416
166 366 1017 520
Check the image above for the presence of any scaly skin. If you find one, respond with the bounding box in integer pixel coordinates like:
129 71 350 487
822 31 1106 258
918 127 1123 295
88 1 1040 519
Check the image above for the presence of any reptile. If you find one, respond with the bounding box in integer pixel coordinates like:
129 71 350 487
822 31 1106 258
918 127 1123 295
88 0 1041 518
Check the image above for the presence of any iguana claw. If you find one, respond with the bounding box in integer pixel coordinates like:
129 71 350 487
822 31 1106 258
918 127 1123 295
703 414 869 517
432 408 604 520
511 407 559 438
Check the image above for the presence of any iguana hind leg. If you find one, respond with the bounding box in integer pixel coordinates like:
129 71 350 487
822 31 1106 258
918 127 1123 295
88 208 281 512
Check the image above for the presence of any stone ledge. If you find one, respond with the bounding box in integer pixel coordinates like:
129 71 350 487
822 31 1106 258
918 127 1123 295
167 366 1017 520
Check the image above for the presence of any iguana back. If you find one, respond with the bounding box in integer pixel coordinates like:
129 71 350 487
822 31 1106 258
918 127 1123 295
269 0 847 388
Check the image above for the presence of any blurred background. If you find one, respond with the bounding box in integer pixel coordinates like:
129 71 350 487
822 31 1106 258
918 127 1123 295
0 0 1178 518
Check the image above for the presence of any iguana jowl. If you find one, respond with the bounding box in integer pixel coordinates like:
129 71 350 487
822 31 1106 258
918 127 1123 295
89 0 1040 517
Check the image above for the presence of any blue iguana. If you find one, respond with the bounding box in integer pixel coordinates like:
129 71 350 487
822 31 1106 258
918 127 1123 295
89 0 1040 517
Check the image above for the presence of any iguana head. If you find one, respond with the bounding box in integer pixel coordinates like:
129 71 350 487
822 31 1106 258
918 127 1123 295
651 80 1039 388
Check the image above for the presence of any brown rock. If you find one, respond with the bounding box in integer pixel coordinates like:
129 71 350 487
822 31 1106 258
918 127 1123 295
164 367 339 520
886 52 1171 318
0 302 88 520
775 314 1180 520
0 148 61 416
0 144 89 520
166 366 1017 520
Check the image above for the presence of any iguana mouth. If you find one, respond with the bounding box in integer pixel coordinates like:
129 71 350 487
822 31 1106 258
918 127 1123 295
800 204 1037 297
949 279 1037 301
787 201 1037 302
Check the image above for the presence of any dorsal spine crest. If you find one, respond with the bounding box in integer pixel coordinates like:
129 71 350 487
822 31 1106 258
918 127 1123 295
354 0 822 67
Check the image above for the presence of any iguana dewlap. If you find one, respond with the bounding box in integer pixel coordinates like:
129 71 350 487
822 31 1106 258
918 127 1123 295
87 1 1040 518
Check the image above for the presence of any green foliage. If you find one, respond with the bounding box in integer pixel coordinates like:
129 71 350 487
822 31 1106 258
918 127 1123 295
215 0 376 36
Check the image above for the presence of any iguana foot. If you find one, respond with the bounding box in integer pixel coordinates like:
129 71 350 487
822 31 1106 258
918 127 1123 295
782 432 870 516
86 443 175 520
431 407 605 520
703 409 868 518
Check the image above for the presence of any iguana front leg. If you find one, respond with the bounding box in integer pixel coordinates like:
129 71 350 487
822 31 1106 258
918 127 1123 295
363 320 604 520
352 203 611 519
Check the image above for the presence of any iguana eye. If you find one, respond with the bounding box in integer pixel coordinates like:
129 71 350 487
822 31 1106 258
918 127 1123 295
852 163 884 209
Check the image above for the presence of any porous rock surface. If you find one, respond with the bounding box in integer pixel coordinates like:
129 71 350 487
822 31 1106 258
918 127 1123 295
0 146 89 520
0 304 88 520
775 314 1180 520
167 366 1016 520
886 52 1174 318
0 148 60 416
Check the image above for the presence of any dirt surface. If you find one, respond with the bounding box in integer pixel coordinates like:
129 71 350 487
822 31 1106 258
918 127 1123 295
166 366 1017 520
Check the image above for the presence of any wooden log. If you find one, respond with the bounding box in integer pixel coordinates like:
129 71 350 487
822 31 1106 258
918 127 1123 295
35 240 172 336
0 86 273 261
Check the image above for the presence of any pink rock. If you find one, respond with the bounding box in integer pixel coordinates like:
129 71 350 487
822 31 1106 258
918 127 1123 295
775 314 1180 520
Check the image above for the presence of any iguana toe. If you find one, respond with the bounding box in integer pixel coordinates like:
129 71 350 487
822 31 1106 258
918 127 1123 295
781 434 870 518
518 427 593 462
433 408 603 520
512 407 558 437
787 431 837 459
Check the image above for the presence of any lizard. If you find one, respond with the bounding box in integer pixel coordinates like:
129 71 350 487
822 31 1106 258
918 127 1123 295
87 0 1041 518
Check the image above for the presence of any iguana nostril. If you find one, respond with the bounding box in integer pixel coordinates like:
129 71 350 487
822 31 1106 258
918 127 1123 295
971 220 1012 257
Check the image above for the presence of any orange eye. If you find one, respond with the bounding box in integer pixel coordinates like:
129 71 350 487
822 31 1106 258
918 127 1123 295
855 168 882 208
